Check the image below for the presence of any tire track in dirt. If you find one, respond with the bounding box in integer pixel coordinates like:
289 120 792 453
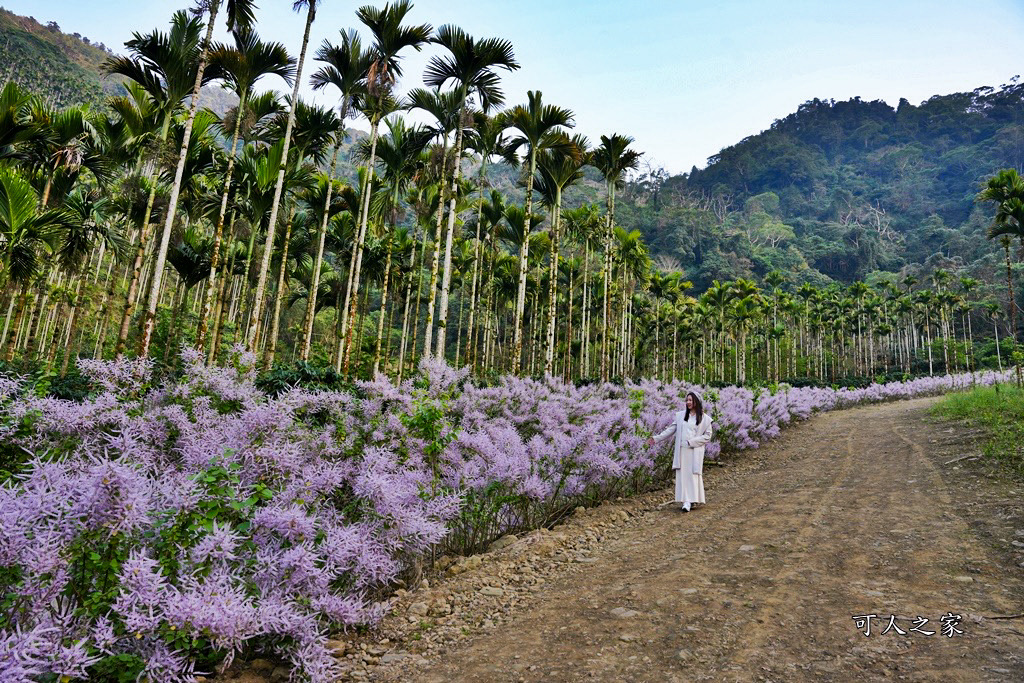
372 398 1024 682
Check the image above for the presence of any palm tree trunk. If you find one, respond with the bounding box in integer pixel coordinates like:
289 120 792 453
263 208 295 370
422 139 450 361
342 118 381 374
140 2 220 357
114 122 171 357
465 159 488 370
482 227 497 371
565 260 575 382
512 151 538 373
59 282 84 377
408 226 431 376
246 0 315 351
994 318 1003 372
332 284 344 368
43 297 65 370
23 275 53 360
544 188 562 375
400 230 426 382
372 234 395 376
209 210 239 364
436 113 467 359
1003 241 1021 385
197 86 247 354
454 282 466 367
600 183 616 382
351 277 371 374
236 214 259 331
0 296 14 352
301 115 348 361
581 239 590 377
162 284 185 365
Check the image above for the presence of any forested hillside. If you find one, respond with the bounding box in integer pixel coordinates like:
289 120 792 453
0 7 120 108
617 81 1024 289
0 7 236 113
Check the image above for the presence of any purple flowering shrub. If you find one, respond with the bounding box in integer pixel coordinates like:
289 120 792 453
0 349 458 682
0 348 1012 682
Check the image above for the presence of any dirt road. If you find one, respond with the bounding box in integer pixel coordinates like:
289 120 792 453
371 397 1024 682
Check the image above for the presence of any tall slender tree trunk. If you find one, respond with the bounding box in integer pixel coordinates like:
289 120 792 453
115 121 172 357
59 280 84 377
994 318 1003 372
564 259 574 382
140 3 220 356
600 182 616 382
0 296 14 353
512 151 538 373
236 214 259 331
454 283 466 367
209 210 239 363
197 85 247 353
263 208 295 370
332 285 345 368
7 288 35 362
342 119 381 373
372 234 395 376
1003 241 1021 385
581 239 590 377
422 140 450 360
408 226 431 375
247 0 316 351
544 187 562 375
24 271 57 360
162 284 185 364
436 112 467 359
301 118 348 361
482 227 498 371
465 158 489 370
397 247 416 383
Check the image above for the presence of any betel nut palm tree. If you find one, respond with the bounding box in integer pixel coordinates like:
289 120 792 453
591 133 641 381
246 0 321 351
195 29 295 354
138 0 255 356
301 29 373 361
340 0 432 373
422 24 519 360
501 90 574 374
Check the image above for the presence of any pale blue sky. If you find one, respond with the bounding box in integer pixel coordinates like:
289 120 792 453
7 0 1024 174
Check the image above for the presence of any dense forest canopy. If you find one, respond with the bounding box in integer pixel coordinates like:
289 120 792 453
616 81 1024 289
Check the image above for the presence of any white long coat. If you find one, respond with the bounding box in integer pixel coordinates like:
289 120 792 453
654 411 713 504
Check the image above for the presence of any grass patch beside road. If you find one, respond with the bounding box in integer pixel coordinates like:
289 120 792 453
931 384 1024 478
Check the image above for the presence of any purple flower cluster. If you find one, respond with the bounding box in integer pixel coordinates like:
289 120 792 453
633 370 1013 455
0 351 1010 681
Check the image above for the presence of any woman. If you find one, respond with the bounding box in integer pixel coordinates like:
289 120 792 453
648 391 713 511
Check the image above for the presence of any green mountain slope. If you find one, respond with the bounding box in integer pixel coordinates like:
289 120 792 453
620 81 1024 288
0 7 236 114
0 7 121 108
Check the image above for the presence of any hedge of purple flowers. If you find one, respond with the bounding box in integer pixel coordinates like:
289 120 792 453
0 347 1011 682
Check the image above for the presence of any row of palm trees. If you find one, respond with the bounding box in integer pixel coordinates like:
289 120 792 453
0 0 643 380
638 270 1009 385
0 1 1018 386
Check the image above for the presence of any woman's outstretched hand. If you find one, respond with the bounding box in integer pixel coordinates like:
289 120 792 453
646 437 654 447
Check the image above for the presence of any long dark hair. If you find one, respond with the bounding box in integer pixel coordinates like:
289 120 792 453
684 391 703 425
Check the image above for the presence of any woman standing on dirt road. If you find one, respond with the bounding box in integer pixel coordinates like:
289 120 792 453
648 391 713 512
